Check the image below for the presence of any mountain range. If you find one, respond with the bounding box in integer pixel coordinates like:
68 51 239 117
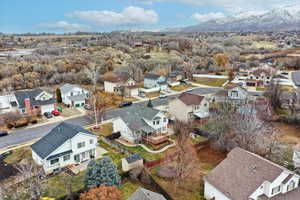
175 5 300 32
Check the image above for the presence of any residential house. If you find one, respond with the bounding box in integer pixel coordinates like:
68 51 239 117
169 71 185 82
213 86 250 105
247 65 277 86
0 93 18 114
121 154 143 172
128 187 167 200
104 75 138 97
204 147 300 200
60 84 90 107
169 92 209 122
31 122 98 174
14 88 56 115
144 74 168 91
105 104 168 144
293 143 300 168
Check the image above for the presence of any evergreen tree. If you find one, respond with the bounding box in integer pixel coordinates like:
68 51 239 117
147 99 153 108
56 88 62 103
84 157 121 189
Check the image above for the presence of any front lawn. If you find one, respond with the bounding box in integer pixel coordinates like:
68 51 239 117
145 92 160 98
171 84 196 91
193 78 228 87
4 147 32 164
90 122 113 137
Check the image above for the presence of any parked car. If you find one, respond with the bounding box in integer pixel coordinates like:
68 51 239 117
44 112 53 119
0 130 8 137
119 101 133 108
84 104 92 110
159 93 167 98
281 72 289 75
0 151 12 160
51 110 60 116
139 93 146 98
186 88 194 92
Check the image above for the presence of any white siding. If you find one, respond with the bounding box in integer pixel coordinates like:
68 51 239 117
204 181 231 200
104 81 117 93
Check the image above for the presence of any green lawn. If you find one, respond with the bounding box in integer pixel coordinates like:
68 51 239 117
121 145 166 161
4 147 32 164
98 140 125 169
121 180 141 200
193 78 228 87
171 84 197 91
42 172 85 199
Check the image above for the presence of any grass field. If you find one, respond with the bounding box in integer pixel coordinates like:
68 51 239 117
91 122 113 137
4 147 32 164
193 78 228 87
171 84 197 91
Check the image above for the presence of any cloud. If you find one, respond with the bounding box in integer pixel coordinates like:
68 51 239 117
192 12 226 22
39 21 89 31
135 0 295 13
66 6 158 28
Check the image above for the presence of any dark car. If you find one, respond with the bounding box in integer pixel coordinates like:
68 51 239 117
0 151 12 160
84 104 92 110
0 130 8 137
44 112 53 119
119 101 133 108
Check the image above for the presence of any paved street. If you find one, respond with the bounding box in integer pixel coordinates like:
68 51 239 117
0 86 263 151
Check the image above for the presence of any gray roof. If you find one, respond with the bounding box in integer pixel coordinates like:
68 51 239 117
67 94 88 102
144 74 161 80
14 88 56 109
60 83 82 94
125 154 142 164
31 122 95 159
128 187 166 200
104 104 160 132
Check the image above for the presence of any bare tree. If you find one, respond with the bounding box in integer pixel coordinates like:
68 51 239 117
85 63 101 126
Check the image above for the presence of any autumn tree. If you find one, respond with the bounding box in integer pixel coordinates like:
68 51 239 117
56 88 62 103
264 81 282 110
214 53 229 71
79 185 121 200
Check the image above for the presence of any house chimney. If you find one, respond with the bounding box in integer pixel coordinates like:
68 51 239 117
24 98 31 114
293 143 300 168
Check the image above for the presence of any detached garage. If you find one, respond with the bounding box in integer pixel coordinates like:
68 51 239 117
41 104 55 114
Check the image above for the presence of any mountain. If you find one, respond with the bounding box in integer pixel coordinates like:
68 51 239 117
178 5 300 32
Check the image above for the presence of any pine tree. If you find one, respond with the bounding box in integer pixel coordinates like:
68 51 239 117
56 88 62 103
147 99 153 108
84 157 121 189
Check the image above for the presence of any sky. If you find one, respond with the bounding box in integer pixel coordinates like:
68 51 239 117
0 0 298 33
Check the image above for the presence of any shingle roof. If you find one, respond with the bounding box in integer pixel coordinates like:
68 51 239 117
104 104 160 132
125 154 142 164
60 84 81 94
144 74 161 80
31 122 95 159
67 94 88 102
104 75 130 83
178 92 204 105
14 88 56 109
204 147 286 200
128 187 167 200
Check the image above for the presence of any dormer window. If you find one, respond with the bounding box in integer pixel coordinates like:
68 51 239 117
287 180 295 192
271 185 281 195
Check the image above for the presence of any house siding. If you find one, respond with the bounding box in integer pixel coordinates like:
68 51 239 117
204 181 232 200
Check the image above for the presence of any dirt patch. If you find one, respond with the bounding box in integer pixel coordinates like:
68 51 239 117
0 156 18 182
274 122 300 145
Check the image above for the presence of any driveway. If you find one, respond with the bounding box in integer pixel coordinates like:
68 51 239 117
292 71 300 87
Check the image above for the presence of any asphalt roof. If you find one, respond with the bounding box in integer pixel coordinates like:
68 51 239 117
60 83 83 94
14 88 56 109
128 187 167 200
125 154 142 164
144 74 161 80
31 122 95 159
67 94 87 102
104 104 160 132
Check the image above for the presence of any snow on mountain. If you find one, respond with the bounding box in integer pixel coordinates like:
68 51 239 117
178 5 300 32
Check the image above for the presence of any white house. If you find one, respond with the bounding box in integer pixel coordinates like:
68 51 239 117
0 93 18 114
293 143 300 168
31 122 98 174
204 147 300 200
144 74 168 90
14 88 57 115
104 75 138 97
104 104 168 143
60 84 90 107
169 92 209 122
247 64 277 86
213 86 250 105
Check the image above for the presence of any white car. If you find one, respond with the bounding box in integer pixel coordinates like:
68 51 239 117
186 88 194 92
159 93 167 98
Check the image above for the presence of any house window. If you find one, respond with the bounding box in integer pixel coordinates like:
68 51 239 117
50 158 59 165
163 118 167 122
63 155 70 161
71 92 73 96
204 103 207 107
77 142 85 149
231 91 238 97
90 139 94 144
287 180 295 192
271 185 281 195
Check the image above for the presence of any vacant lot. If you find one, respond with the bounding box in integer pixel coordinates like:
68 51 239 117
274 122 300 145
171 84 197 91
193 78 228 87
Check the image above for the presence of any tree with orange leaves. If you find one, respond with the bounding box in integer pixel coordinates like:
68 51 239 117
80 185 121 200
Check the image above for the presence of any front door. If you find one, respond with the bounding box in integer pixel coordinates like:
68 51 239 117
74 154 80 163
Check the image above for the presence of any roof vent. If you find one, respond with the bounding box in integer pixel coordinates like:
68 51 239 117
251 166 257 174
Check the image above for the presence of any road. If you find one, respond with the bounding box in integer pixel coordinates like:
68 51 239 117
0 87 263 151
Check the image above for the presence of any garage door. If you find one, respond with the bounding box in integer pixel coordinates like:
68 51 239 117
41 104 55 114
